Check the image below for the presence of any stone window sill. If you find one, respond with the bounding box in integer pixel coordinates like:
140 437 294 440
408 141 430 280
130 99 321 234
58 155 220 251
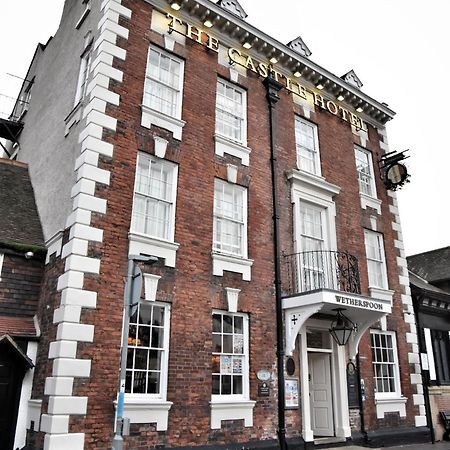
374 396 407 419
210 399 256 429
129 232 180 268
114 397 173 431
214 134 251 166
141 104 186 140
369 286 394 303
212 251 253 281
360 192 382 214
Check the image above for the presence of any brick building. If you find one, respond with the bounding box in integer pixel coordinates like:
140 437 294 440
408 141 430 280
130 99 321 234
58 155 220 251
0 159 46 450
1 0 430 449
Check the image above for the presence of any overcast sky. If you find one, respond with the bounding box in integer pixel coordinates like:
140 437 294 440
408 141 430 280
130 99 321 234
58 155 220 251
1 0 449 256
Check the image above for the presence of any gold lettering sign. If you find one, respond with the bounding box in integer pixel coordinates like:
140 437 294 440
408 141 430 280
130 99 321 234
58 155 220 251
167 14 366 130
167 14 219 53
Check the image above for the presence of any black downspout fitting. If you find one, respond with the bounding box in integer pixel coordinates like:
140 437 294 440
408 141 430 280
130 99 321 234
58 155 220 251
264 75 287 450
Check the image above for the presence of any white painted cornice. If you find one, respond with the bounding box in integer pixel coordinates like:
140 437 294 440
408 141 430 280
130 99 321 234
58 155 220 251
152 0 395 125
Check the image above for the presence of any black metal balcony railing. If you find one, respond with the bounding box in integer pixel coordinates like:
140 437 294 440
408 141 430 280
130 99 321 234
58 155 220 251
284 250 361 296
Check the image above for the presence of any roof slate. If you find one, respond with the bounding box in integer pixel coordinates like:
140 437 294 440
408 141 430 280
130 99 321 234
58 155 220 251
0 158 44 249
407 247 450 283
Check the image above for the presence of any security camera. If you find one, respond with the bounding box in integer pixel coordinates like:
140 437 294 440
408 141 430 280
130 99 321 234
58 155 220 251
25 251 34 259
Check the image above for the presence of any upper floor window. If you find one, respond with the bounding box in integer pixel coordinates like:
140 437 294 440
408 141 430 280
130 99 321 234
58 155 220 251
370 330 401 398
299 203 327 290
143 47 184 119
126 301 170 397
364 230 388 289
74 42 92 106
131 153 178 242
212 311 249 398
355 147 377 198
215 79 247 145
213 180 247 257
295 117 320 175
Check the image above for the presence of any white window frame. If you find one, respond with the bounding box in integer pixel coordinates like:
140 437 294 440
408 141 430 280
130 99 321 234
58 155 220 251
364 230 388 290
298 203 328 291
140 46 186 141
211 311 250 402
370 330 402 399
355 146 382 213
131 153 178 243
125 301 171 399
122 301 173 430
129 153 180 267
0 253 3 281
295 117 321 175
143 46 184 119
74 42 93 106
215 78 247 146
213 179 247 259
355 147 377 198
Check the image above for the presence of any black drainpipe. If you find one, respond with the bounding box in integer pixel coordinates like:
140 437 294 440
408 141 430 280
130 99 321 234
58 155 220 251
356 353 368 443
264 74 287 450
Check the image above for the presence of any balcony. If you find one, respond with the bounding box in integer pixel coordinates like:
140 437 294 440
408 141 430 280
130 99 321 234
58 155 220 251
284 250 361 297
282 250 392 358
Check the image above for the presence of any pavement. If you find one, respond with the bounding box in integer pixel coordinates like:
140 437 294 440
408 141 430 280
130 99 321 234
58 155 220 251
320 442 450 450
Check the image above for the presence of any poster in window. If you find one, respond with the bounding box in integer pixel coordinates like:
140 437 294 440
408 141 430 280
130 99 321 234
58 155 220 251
233 356 243 374
220 356 232 374
285 379 299 407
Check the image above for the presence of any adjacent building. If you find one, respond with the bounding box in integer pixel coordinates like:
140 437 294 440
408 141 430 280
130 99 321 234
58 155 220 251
1 0 432 449
408 247 450 442
0 159 46 450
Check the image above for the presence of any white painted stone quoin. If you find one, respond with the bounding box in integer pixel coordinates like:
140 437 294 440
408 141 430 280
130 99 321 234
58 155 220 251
42 1 132 449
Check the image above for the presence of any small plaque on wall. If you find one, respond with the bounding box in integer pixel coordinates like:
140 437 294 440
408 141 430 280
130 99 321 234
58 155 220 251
258 382 270 397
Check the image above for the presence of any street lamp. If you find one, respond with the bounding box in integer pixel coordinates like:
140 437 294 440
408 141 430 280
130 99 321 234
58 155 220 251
112 254 158 450
329 308 355 346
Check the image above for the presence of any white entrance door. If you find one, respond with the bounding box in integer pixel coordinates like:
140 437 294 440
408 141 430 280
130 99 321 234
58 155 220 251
308 352 334 437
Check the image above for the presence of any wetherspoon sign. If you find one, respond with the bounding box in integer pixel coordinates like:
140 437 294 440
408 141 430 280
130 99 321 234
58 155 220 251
167 14 367 131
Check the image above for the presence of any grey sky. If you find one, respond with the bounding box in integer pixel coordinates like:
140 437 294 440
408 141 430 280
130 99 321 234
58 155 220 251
1 0 448 256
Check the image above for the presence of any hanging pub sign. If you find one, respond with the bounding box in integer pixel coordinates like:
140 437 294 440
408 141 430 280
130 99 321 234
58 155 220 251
166 13 366 131
380 150 410 191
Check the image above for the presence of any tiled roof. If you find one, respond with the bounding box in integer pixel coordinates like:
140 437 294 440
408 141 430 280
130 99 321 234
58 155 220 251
0 158 44 248
0 315 38 338
407 246 450 283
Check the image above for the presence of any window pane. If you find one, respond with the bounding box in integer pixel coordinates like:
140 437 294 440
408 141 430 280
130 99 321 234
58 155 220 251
222 375 232 394
234 316 243 333
212 375 220 394
135 349 148 370
147 372 160 394
213 314 221 332
223 335 233 353
233 375 243 394
223 315 233 333
212 334 222 352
